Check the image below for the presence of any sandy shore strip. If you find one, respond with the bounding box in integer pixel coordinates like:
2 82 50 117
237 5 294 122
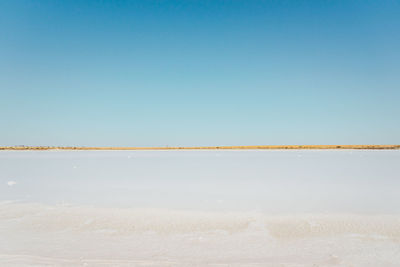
1 145 399 150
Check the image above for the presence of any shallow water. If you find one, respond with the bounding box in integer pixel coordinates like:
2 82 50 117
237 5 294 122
0 150 399 266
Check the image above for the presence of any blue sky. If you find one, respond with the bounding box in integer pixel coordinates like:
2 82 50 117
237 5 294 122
1 0 399 146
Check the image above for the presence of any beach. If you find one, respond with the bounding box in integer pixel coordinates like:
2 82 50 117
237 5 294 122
1 150 400 266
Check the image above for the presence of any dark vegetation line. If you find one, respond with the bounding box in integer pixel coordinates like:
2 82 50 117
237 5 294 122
0 145 399 150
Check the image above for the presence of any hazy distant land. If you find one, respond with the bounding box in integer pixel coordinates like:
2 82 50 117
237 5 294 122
0 145 399 150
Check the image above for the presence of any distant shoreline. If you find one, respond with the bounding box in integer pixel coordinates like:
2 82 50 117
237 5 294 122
1 145 399 150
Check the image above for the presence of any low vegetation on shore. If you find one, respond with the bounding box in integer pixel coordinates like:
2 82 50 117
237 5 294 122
1 145 399 150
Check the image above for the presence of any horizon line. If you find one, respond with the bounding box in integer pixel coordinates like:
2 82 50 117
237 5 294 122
1 145 399 150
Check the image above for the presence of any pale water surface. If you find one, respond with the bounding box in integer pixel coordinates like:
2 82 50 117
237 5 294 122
0 150 399 266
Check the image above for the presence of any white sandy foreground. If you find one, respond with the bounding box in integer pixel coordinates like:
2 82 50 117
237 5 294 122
0 150 400 266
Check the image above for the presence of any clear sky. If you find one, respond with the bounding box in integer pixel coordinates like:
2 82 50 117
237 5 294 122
1 0 399 146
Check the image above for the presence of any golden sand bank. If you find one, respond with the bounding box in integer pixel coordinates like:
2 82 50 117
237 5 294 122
1 145 399 150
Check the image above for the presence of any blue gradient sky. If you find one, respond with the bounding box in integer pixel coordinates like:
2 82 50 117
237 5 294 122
1 1 399 146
